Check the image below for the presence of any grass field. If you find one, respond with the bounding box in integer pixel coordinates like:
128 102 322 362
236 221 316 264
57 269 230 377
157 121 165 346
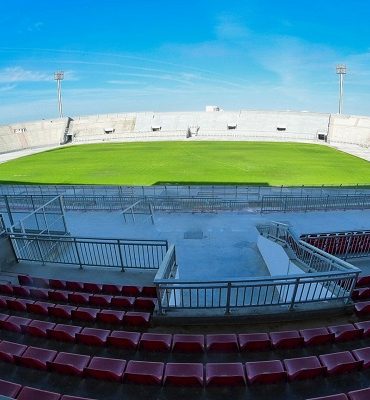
0 141 369 186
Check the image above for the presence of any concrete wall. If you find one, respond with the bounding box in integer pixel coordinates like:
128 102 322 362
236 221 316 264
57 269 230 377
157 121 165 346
329 114 370 147
0 235 17 270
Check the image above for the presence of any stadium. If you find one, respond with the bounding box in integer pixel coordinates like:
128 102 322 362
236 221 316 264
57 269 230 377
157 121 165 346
0 106 368 400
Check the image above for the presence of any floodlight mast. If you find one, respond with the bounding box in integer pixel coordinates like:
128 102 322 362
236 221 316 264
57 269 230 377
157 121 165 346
336 64 346 114
54 71 64 118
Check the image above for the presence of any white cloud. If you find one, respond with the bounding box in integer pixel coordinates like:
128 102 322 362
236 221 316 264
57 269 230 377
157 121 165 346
0 67 50 83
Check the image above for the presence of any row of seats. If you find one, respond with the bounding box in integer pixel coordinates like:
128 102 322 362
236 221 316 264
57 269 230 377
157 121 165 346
0 283 157 311
0 377 94 400
1 334 370 386
17 275 157 297
308 386 370 400
0 296 151 326
356 275 370 288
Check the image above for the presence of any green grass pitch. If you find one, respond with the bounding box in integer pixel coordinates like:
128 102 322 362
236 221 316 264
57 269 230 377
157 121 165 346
0 141 369 186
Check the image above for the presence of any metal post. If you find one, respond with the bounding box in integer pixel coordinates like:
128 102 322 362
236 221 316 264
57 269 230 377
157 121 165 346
4 195 13 226
74 238 83 269
54 71 64 118
336 64 347 114
59 195 69 234
36 238 45 265
225 282 232 314
117 239 125 272
289 277 300 310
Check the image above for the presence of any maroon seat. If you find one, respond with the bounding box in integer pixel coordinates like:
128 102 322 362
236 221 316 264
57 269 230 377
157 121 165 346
300 327 335 346
17 386 61 400
139 333 172 352
355 301 370 316
319 351 363 375
47 324 82 342
68 292 89 305
66 281 84 291
48 304 76 319
348 387 370 400
124 360 164 385
6 298 34 312
76 327 110 346
0 284 13 296
0 378 22 398
27 301 54 315
49 279 66 290
18 274 33 286
270 330 304 349
172 334 205 353
48 351 90 376
141 286 157 298
133 297 157 312
121 286 142 297
32 277 49 288
0 296 9 308
13 285 31 297
284 356 326 381
29 287 49 300
97 309 125 324
354 321 370 336
85 356 126 382
89 294 112 307
15 346 57 370
48 290 70 302
352 287 370 300
245 360 287 384
164 363 204 386
111 296 135 308
206 362 245 386
0 312 8 322
71 307 99 322
306 394 348 400
352 347 370 368
22 320 56 338
328 324 363 342
61 396 96 400
83 282 103 293
356 275 370 287
1 316 31 332
0 340 27 363
102 284 123 295
123 311 150 327
206 334 239 352
238 333 271 351
107 330 141 349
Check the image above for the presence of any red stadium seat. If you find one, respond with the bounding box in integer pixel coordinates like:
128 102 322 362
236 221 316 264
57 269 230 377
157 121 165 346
238 333 271 351
356 275 370 287
206 334 239 352
348 387 370 400
300 327 335 346
61 396 97 400
139 333 172 352
123 311 150 327
328 324 364 342
102 284 123 295
29 287 49 300
49 279 67 290
32 277 49 288
172 334 205 353
270 330 304 349
206 362 245 386
107 330 141 350
111 296 135 308
47 324 82 343
21 320 56 338
18 275 33 286
1 316 31 332
0 378 22 398
319 351 363 375
124 360 164 385
85 356 126 382
48 351 90 376
97 309 125 324
68 292 89 305
48 290 70 302
0 340 27 363
66 281 84 292
0 296 9 308
12 285 31 297
306 394 348 400
284 356 326 381
121 286 142 297
48 305 77 319
352 287 370 301
354 321 370 336
352 347 370 368
0 284 13 296
15 346 57 370
164 363 204 387
89 294 112 307
355 301 370 316
6 298 34 312
17 386 61 400
83 282 103 293
76 327 110 346
27 301 54 315
71 307 99 322
245 360 287 384
133 297 157 312
142 286 157 298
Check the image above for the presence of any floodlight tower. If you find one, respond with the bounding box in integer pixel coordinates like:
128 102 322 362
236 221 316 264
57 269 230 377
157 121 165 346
336 64 346 114
54 71 64 118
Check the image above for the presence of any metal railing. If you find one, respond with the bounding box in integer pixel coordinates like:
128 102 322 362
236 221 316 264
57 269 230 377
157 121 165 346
154 222 359 314
10 233 168 270
260 194 370 213
301 230 370 260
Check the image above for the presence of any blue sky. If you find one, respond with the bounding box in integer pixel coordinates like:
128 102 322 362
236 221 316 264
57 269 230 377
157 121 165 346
1 0 370 123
